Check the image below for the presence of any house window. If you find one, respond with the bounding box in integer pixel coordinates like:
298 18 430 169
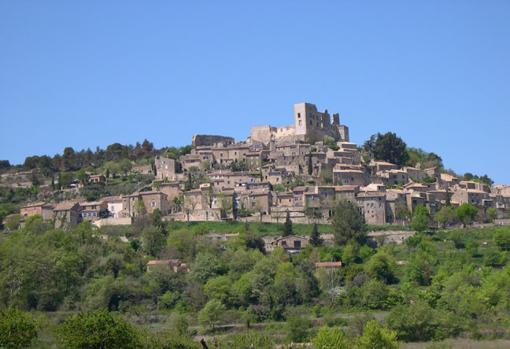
297 113 301 118
151 201 156 208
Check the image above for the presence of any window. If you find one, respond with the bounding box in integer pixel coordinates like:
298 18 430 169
297 113 301 118
151 201 156 208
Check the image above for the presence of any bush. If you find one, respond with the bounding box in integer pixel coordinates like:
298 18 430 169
57 309 142 349
311 326 350 348
0 308 38 349
357 320 398 349
286 316 312 343
494 228 510 251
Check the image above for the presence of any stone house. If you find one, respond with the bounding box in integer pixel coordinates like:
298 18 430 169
385 189 408 224
80 201 107 222
88 174 106 184
356 192 386 225
20 202 54 221
208 171 258 188
333 168 367 186
209 143 251 166
131 164 153 175
123 191 169 217
274 191 295 207
378 169 409 186
146 259 189 273
451 188 492 208
402 167 426 182
54 201 82 229
458 181 491 193
158 182 182 203
155 156 176 181
370 161 399 174
180 154 205 171
334 185 359 203
236 188 272 215
102 196 124 218
263 235 310 253
406 192 427 213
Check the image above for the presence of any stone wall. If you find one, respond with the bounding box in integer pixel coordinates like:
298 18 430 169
192 134 235 147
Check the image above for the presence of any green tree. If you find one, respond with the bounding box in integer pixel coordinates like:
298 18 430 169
364 132 409 166
332 201 366 245
142 225 166 257
0 308 38 349
486 207 497 223
365 252 397 284
311 326 350 349
406 250 437 286
310 223 323 247
434 206 456 228
283 210 293 236
357 320 398 349
456 203 478 227
286 316 312 343
198 299 225 331
57 310 142 349
494 228 510 251
204 276 232 305
411 204 429 232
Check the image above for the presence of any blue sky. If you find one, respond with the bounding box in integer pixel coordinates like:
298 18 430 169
1 1 509 183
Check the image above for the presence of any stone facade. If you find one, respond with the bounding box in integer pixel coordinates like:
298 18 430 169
155 156 176 181
250 102 349 145
20 202 54 221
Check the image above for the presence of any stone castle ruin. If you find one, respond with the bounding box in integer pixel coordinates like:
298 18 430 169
250 102 350 145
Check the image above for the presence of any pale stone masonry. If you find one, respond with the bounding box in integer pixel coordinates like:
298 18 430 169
18 101 508 228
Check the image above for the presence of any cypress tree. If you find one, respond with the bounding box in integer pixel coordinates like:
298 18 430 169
283 210 293 236
310 223 323 246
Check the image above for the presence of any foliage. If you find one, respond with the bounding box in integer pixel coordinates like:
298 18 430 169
365 252 397 284
455 203 478 226
486 207 497 223
364 132 409 166
434 206 456 228
357 320 399 349
283 210 293 236
310 223 323 247
57 309 142 349
311 326 350 349
0 308 38 349
406 147 443 169
142 225 166 257
493 228 510 251
198 299 225 331
286 316 312 343
332 201 367 245
411 204 430 232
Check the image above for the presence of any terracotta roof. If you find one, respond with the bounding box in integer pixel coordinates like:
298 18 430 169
335 185 359 192
315 261 342 268
54 201 79 211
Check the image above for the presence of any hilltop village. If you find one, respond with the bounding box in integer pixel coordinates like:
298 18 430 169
3 102 509 230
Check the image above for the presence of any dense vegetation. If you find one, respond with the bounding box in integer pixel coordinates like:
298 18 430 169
0 206 509 348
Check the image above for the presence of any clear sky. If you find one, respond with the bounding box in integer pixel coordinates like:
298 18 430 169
1 1 509 183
